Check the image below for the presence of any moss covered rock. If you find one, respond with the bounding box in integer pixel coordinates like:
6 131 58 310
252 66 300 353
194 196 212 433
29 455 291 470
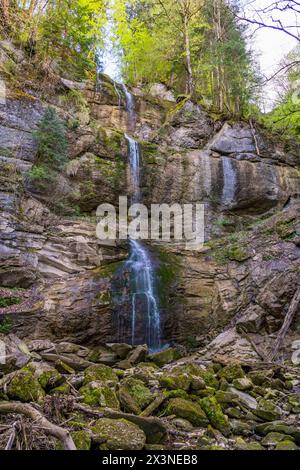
118 377 153 414
79 381 119 409
148 348 181 367
92 418 146 450
254 399 282 421
27 362 64 391
275 441 298 450
83 364 118 385
219 364 245 382
165 398 208 427
71 430 91 450
232 377 253 391
159 373 191 391
49 383 71 395
7 367 45 402
261 432 295 447
200 396 230 436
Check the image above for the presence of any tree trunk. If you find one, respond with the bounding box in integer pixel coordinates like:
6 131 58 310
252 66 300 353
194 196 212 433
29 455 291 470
268 288 300 361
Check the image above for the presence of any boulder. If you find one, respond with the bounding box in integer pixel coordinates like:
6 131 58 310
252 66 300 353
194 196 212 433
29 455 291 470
83 364 118 385
0 334 31 372
106 343 132 359
79 381 119 409
27 361 64 391
200 396 231 436
6 366 45 402
126 345 148 365
165 398 208 427
118 377 153 414
254 399 282 421
91 418 146 450
148 347 181 367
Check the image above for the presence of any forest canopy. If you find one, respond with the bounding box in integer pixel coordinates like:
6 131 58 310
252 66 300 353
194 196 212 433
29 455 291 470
0 0 299 137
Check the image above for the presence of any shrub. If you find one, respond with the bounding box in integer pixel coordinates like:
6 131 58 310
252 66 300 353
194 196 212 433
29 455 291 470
33 107 68 170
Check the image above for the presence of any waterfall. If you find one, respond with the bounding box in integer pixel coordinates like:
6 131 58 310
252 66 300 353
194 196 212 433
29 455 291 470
96 13 162 350
122 101 161 351
222 156 236 205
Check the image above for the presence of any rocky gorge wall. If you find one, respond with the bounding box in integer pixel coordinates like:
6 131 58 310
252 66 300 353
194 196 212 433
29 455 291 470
0 40 300 356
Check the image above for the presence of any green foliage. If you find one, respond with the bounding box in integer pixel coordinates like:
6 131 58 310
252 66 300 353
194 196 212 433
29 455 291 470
34 107 68 169
0 316 14 334
0 296 21 308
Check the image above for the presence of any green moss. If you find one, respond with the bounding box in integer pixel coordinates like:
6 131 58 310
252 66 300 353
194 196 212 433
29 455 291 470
92 418 146 450
95 261 123 280
185 364 219 389
83 364 118 385
149 347 182 367
79 383 120 409
71 430 91 450
163 389 190 400
50 383 71 395
165 398 208 427
200 396 230 436
7 367 45 402
160 373 190 391
120 377 153 410
0 296 21 308
157 249 181 307
275 440 298 450
37 369 64 391
219 364 245 382
0 316 14 334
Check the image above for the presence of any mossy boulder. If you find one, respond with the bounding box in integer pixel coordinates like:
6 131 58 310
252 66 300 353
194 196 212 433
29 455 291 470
288 394 300 413
182 364 219 389
200 396 230 436
165 398 208 427
255 421 300 443
248 370 273 386
91 418 146 450
275 441 298 450
148 348 181 367
261 432 295 447
7 367 45 402
235 437 263 450
71 430 91 450
83 364 118 385
79 381 119 409
230 419 253 436
232 377 253 391
118 377 153 414
27 362 64 391
159 373 191 391
218 364 245 382
254 399 282 421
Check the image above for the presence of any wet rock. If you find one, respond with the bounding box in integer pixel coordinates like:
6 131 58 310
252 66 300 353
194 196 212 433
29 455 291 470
165 398 208 427
91 418 146 450
200 396 230 436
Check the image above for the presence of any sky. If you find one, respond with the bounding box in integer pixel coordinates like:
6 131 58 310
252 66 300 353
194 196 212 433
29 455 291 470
242 0 299 110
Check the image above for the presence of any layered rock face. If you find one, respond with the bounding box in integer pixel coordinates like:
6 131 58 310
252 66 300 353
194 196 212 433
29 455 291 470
0 43 299 351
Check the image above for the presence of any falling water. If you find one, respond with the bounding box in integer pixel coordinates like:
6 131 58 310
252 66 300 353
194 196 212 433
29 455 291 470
123 121 161 351
222 156 236 205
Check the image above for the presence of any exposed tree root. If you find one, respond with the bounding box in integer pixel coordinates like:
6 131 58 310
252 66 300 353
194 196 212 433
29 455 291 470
0 401 76 450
